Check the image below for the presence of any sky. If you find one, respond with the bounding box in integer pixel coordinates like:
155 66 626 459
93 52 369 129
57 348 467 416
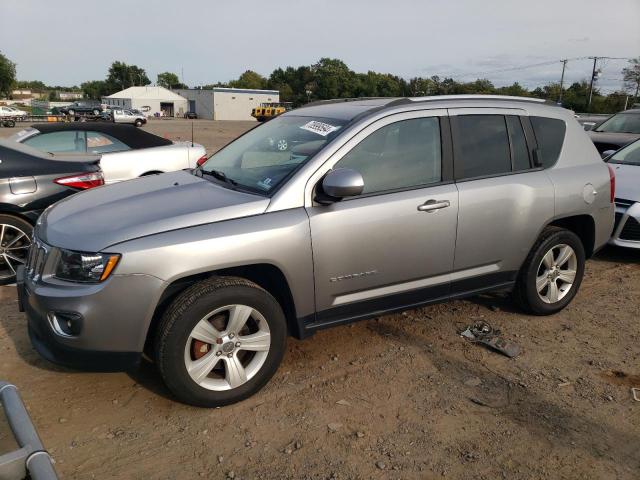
1 0 638 93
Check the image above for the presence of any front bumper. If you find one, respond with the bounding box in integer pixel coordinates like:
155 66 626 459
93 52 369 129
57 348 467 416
17 265 165 372
610 200 640 249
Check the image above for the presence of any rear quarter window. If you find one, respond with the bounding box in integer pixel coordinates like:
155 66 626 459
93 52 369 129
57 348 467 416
530 117 566 168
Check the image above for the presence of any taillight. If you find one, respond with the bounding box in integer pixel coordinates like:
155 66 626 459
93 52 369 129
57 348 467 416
607 165 615 203
196 155 208 167
54 172 104 190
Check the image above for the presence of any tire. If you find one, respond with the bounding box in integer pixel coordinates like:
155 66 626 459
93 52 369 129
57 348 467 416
67 109 75 116
155 276 287 407
514 226 585 315
92 109 100 115
134 119 143 127
3 119 16 128
0 215 33 285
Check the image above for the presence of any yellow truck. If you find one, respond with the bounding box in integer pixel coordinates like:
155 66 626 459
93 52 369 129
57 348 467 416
251 102 293 122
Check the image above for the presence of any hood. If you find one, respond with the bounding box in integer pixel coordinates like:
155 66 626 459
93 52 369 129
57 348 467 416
610 162 640 203
588 131 640 150
39 170 270 252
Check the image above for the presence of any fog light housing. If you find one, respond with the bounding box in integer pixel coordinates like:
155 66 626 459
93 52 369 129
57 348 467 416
48 311 83 337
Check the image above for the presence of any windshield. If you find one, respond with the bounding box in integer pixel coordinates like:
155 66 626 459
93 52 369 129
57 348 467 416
200 115 347 194
595 112 640 134
609 140 640 166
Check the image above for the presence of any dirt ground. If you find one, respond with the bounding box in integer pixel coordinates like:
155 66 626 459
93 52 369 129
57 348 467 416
1 119 639 480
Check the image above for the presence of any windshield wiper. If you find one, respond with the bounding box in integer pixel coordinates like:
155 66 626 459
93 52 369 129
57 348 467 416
202 168 238 186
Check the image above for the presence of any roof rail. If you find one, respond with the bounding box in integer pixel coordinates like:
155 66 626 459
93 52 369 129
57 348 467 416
302 97 398 108
407 94 554 105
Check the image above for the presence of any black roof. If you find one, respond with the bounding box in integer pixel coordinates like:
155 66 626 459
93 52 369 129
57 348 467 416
29 122 172 149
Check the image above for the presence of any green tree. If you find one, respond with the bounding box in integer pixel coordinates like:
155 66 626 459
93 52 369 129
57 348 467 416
312 58 358 99
0 51 17 98
622 57 640 103
81 80 110 99
229 70 267 90
15 80 47 92
106 61 150 92
157 71 186 89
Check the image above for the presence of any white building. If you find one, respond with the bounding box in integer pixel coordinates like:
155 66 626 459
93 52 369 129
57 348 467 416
102 86 188 117
175 87 280 121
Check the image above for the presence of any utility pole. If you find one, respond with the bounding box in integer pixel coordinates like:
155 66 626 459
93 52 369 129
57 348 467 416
587 56 598 112
558 59 567 104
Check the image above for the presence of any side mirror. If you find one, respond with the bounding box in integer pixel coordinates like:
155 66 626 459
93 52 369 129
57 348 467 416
319 168 364 202
601 150 616 160
583 122 595 131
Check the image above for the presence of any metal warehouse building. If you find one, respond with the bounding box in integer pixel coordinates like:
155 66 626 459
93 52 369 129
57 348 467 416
102 86 189 117
175 87 280 121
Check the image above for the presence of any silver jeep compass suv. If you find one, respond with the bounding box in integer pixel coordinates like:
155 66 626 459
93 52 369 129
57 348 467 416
18 95 615 407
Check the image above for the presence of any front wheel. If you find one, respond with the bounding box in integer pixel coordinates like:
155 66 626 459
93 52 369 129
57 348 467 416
514 226 585 315
0 215 33 285
155 276 287 407
134 119 143 127
92 109 100 115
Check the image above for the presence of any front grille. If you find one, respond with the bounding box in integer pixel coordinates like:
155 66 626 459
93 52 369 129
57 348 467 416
26 238 50 280
615 198 635 209
620 216 640 241
614 212 623 233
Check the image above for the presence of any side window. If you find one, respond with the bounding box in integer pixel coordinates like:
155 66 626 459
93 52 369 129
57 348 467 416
506 116 531 171
86 132 131 153
530 117 566 168
454 115 511 179
335 117 442 195
23 131 86 153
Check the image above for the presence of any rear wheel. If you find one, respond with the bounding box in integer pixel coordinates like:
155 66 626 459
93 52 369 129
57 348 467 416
155 276 287 407
0 215 33 285
514 227 585 315
92 109 100 115
134 119 143 127
67 109 75 116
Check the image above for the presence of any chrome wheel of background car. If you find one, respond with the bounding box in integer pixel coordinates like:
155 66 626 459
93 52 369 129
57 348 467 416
0 224 31 281
277 139 288 151
536 244 577 304
183 304 271 391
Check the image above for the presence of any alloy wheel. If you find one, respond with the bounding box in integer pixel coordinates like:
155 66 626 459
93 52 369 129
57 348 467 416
0 224 31 281
536 244 577 304
183 304 271 391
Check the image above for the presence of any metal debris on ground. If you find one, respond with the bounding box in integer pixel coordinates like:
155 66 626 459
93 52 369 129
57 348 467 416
459 321 521 358
632 388 640 403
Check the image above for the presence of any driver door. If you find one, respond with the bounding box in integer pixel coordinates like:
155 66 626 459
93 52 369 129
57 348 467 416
305 110 459 327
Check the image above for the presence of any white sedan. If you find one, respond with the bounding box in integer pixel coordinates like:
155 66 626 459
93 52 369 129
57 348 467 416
10 123 207 184
0 106 28 118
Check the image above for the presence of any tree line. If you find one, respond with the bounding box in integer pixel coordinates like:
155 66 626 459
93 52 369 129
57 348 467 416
1 52 639 114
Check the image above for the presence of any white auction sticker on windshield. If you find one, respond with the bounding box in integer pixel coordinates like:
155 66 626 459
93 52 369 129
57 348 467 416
300 121 340 137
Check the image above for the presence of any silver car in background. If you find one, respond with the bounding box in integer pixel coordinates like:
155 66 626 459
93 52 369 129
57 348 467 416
11 123 206 184
608 139 640 248
18 95 614 407
112 108 147 127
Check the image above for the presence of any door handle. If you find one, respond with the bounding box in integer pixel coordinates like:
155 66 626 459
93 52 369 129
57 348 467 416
417 199 450 213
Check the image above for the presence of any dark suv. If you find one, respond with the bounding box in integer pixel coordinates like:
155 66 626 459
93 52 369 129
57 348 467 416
60 101 103 116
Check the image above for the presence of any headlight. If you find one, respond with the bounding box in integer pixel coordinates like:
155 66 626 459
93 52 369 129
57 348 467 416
55 250 120 283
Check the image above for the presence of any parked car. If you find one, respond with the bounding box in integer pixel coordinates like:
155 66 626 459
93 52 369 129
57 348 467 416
59 100 103 116
0 106 28 118
587 109 640 153
111 108 147 127
10 123 206 184
17 95 614 407
605 139 640 248
184 111 198 119
0 139 103 284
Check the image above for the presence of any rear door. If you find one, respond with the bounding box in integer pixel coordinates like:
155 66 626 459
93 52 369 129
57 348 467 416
449 109 554 291
305 110 459 326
